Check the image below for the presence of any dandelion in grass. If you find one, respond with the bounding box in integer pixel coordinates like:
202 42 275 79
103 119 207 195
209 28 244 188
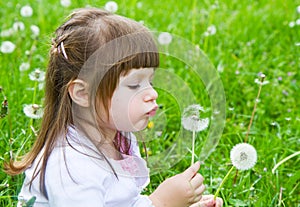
13 21 25 32
23 104 43 119
30 25 40 37
136 2 143 9
60 0 71 7
20 62 30 72
182 104 209 165
0 41 16 54
296 19 300 25
254 75 269 85
297 5 300 14
20 5 33 17
29 69 45 82
289 21 295 28
214 143 257 199
204 25 217 36
147 121 154 129
104 1 118 13
1 28 14 37
230 143 257 170
158 32 172 45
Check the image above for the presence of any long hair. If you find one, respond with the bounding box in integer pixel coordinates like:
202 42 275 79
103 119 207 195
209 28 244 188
5 8 159 197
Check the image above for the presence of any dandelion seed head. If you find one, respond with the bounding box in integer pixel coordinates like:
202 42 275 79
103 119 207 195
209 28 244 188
23 104 43 119
1 28 15 37
230 143 257 170
285 117 291 121
204 25 217 36
60 0 71 7
136 2 143 8
259 73 266 79
296 19 300 25
19 62 30 71
254 78 269 85
30 25 40 37
0 41 16 54
20 5 33 17
289 21 295 28
297 5 300 14
104 1 118 13
155 131 162 137
158 32 172 45
207 25 217 35
29 68 45 82
13 21 25 31
181 104 209 132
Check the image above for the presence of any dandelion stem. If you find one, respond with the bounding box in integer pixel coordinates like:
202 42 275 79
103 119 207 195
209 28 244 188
244 75 265 143
191 0 197 43
191 130 195 165
214 165 235 200
278 186 283 207
272 151 300 174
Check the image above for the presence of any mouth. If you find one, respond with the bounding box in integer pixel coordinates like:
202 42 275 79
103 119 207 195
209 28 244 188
146 105 158 117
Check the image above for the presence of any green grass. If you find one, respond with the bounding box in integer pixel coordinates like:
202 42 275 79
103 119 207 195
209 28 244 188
1 0 300 206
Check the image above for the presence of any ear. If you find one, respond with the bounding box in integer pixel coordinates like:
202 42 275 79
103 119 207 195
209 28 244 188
68 79 89 107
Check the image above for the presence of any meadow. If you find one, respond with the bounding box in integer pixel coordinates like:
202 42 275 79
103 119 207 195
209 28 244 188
0 0 299 206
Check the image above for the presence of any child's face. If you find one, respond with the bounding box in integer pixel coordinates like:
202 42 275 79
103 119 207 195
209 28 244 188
108 68 158 132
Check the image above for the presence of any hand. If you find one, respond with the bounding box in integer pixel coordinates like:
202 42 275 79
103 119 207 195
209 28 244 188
149 162 205 207
189 195 223 207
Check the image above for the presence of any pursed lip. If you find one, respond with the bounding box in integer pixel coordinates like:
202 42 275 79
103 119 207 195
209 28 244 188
146 105 158 117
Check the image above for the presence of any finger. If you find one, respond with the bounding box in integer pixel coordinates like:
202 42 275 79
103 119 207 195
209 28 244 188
215 197 223 207
190 173 204 189
200 195 214 201
194 184 206 196
197 195 223 207
190 185 205 204
182 161 200 179
197 199 216 207
189 199 215 207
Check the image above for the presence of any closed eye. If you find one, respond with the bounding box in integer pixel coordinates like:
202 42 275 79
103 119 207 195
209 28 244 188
127 84 140 90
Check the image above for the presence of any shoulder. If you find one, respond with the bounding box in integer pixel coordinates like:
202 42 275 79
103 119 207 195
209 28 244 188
46 142 114 185
45 143 116 205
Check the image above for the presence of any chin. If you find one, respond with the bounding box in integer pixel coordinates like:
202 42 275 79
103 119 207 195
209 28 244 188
132 120 148 132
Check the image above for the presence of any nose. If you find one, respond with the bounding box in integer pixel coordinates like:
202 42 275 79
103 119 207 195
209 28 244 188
144 86 158 102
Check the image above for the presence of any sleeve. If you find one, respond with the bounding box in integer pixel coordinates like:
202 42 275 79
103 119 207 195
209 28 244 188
131 195 155 207
45 146 108 207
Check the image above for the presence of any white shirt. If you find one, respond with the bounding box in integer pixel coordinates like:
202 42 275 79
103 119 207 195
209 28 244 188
17 127 154 207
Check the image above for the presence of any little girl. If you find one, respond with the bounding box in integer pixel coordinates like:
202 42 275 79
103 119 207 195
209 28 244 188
5 8 222 207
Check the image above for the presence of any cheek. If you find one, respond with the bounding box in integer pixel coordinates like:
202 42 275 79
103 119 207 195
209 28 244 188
110 95 132 127
110 94 145 131
121 95 142 122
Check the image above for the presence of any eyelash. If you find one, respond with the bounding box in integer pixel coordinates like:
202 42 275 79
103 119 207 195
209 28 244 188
127 81 153 90
128 85 140 89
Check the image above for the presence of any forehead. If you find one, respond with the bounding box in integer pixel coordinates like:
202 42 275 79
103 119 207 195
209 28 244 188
120 68 155 80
